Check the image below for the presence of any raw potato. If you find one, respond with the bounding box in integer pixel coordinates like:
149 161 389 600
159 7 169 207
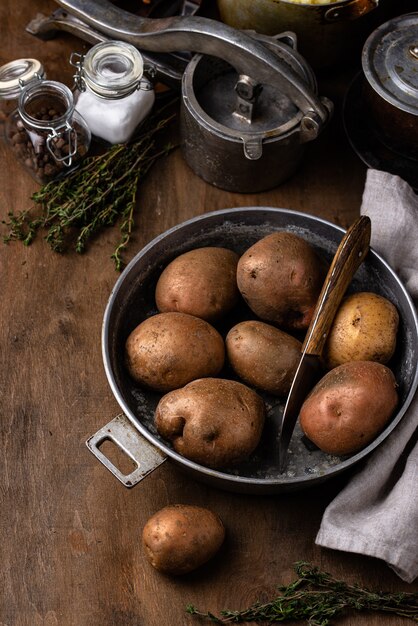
125 312 225 393
226 320 302 396
155 246 240 322
300 361 398 455
236 231 327 331
155 377 265 468
142 504 225 575
323 291 399 369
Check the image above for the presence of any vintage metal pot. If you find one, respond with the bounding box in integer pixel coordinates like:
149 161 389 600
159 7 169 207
180 33 330 192
361 12 418 160
87 208 418 494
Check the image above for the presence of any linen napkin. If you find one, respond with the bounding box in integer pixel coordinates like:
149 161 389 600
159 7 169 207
316 168 418 583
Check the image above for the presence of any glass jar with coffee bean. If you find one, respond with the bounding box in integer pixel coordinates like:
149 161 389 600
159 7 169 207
4 77 91 184
0 58 45 137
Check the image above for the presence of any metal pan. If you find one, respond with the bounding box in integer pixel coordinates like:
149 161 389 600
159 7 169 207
88 207 418 493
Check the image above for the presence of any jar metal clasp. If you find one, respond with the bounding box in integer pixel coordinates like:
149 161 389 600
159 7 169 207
69 52 86 92
18 71 43 91
46 120 78 167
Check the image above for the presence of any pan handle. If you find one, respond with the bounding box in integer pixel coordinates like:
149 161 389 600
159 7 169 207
55 0 331 133
86 413 167 488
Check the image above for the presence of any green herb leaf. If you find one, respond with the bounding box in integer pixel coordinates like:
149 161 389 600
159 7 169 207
186 562 418 624
2 97 178 271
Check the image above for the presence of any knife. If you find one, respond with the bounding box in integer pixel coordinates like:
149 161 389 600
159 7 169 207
278 215 371 472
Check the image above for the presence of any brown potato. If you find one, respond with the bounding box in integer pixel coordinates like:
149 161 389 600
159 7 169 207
226 320 302 396
142 504 225 575
155 377 265 468
236 231 327 331
155 246 240 322
125 312 225 393
299 361 398 455
323 292 399 369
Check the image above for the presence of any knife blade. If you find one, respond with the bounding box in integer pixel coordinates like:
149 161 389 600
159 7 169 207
278 215 371 472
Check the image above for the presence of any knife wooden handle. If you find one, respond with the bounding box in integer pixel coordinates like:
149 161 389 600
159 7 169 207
302 215 371 356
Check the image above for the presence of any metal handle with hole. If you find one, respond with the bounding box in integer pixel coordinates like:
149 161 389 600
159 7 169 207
86 413 167 488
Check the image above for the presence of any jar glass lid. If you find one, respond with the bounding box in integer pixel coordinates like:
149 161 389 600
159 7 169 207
0 58 44 99
82 41 144 99
362 13 418 116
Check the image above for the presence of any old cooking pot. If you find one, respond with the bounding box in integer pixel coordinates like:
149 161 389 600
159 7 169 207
87 208 418 494
216 0 386 69
180 32 329 192
361 12 418 161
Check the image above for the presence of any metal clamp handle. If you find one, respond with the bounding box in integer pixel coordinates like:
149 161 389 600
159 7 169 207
86 413 167 488
46 122 78 166
55 0 331 134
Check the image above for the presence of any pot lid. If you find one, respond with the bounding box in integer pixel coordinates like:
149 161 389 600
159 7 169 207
185 33 320 145
196 66 303 136
362 12 418 116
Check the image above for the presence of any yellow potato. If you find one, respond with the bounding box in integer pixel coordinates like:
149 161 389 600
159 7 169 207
299 361 398 455
323 292 399 369
125 312 225 392
226 320 302 396
142 504 225 575
155 377 265 468
155 246 240 322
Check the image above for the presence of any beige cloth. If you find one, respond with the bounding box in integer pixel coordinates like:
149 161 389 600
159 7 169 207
316 169 418 583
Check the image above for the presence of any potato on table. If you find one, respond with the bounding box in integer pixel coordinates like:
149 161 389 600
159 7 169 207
300 360 398 455
155 377 265 468
323 291 399 369
125 312 225 393
142 504 225 575
155 246 240 322
236 231 327 331
226 320 302 396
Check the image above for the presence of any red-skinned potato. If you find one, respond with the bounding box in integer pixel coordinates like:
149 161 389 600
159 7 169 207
323 292 399 369
155 377 265 468
226 320 302 396
155 246 240 322
125 312 225 393
299 361 398 455
236 231 327 331
142 504 225 575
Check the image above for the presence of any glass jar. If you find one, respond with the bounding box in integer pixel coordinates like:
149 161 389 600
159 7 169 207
0 58 45 136
5 78 91 184
70 40 155 145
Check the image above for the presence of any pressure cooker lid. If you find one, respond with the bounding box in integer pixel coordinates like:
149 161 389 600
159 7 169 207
362 12 418 116
187 53 316 141
196 61 302 135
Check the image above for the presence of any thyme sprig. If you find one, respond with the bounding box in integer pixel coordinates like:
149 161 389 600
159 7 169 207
186 562 418 624
2 98 178 271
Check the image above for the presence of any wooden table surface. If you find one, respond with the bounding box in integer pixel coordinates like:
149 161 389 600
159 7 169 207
1 2 416 625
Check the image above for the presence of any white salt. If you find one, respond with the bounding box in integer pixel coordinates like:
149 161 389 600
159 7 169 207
75 86 155 144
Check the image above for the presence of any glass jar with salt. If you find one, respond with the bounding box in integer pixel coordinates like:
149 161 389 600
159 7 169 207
70 41 155 145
